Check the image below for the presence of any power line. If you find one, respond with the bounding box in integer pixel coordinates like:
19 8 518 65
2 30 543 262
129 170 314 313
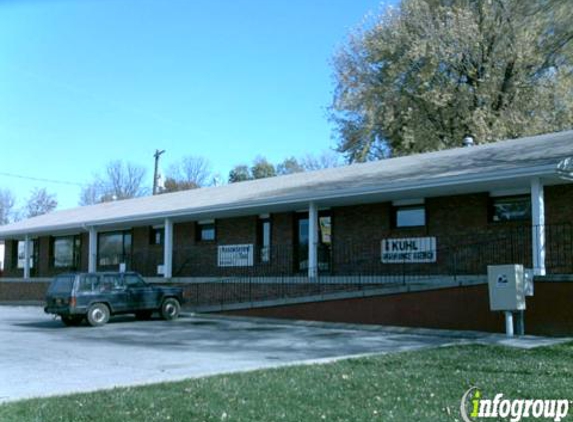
0 171 85 187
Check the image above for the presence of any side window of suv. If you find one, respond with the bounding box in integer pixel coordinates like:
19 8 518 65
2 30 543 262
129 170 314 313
102 274 123 291
124 274 145 288
78 275 101 292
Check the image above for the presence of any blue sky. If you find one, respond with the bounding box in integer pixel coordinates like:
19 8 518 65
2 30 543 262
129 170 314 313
0 0 386 210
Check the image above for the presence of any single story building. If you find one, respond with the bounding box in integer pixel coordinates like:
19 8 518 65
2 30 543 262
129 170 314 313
0 130 572 284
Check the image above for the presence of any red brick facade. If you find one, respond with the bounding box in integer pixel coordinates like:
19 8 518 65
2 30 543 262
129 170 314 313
2 185 572 278
227 281 573 337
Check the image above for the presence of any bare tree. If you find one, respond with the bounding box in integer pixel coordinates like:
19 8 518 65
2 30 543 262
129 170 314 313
25 188 57 218
165 156 212 192
299 151 343 171
0 188 16 225
79 160 148 205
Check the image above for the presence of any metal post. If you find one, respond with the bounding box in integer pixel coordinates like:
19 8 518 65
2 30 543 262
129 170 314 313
531 178 546 276
23 235 31 279
88 227 97 273
308 202 318 281
504 311 514 337
163 218 173 279
515 310 525 336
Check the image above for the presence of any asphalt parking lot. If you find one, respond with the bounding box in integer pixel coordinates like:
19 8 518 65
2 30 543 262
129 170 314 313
0 306 566 403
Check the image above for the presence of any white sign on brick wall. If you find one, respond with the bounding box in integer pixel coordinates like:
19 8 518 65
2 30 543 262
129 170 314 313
218 244 254 267
381 237 437 263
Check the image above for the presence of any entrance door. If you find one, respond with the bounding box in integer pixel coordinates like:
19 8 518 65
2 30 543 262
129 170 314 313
296 213 332 273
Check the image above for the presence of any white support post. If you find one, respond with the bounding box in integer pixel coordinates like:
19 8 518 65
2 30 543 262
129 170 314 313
504 311 514 337
308 202 318 281
88 227 97 273
531 178 546 276
23 235 31 279
163 218 173 279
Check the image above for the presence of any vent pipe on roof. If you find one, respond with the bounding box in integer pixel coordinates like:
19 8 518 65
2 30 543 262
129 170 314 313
462 136 475 147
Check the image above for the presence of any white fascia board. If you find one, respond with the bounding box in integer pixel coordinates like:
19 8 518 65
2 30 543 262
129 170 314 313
0 164 561 239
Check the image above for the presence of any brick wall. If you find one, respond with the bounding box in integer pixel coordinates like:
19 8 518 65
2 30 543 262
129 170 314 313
1 184 572 279
131 226 163 276
0 281 50 302
226 281 573 337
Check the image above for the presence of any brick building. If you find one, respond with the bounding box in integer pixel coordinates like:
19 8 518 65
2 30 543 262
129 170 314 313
0 131 572 284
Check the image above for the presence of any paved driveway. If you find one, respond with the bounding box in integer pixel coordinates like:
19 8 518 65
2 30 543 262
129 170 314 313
0 306 566 402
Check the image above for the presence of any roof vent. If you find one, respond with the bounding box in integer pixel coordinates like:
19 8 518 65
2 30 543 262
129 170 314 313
462 136 475 147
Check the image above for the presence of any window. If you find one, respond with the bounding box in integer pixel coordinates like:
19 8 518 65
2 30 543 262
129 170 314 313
101 273 123 290
197 221 216 241
319 216 332 245
48 274 76 294
150 227 164 245
491 196 531 222
53 236 81 268
16 240 35 269
258 218 271 262
78 274 101 292
98 231 132 267
393 205 426 228
124 274 146 288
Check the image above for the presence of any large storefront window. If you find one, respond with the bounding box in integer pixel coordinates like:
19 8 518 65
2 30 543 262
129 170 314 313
53 236 81 268
98 231 132 268
297 213 331 272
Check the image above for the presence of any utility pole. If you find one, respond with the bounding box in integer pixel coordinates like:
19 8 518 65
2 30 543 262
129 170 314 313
153 149 166 195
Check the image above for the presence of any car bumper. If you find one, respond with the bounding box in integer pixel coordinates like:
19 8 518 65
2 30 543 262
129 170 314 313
44 306 85 316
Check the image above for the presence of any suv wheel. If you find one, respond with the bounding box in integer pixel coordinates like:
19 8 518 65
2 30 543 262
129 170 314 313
160 298 180 320
87 303 110 327
61 315 84 327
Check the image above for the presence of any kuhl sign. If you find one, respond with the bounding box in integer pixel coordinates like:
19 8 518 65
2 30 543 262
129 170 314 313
381 237 437 263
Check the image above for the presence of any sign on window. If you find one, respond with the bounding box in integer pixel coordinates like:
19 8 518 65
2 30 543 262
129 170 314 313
218 244 254 267
381 237 437 263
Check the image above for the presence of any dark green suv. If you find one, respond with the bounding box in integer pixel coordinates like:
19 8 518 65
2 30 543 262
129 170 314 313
44 272 184 327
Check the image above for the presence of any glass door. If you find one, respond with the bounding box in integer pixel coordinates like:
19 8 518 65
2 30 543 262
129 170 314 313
296 213 332 273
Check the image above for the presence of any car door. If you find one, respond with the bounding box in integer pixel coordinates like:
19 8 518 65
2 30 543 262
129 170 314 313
124 274 157 310
102 273 129 313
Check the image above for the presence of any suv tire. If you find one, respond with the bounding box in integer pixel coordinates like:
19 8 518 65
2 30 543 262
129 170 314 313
87 303 110 327
61 315 84 327
160 298 180 320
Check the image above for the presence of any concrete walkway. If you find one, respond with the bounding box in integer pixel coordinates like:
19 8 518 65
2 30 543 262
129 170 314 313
0 306 567 403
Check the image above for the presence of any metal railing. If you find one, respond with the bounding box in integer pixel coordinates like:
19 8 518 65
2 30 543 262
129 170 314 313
94 223 572 308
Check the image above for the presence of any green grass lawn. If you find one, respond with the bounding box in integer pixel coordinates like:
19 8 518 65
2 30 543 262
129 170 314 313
2 342 573 422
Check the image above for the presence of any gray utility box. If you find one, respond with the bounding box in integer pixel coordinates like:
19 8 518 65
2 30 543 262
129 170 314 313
487 264 526 311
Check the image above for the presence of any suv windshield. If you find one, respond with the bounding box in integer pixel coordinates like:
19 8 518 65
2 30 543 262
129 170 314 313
48 275 76 295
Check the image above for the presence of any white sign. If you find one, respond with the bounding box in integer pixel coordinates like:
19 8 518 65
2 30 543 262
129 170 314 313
218 244 254 267
381 237 437 263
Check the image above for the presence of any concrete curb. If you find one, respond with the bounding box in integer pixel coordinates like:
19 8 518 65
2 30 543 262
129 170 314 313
190 313 572 348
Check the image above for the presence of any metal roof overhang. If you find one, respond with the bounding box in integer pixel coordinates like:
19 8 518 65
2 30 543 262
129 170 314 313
0 163 567 239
